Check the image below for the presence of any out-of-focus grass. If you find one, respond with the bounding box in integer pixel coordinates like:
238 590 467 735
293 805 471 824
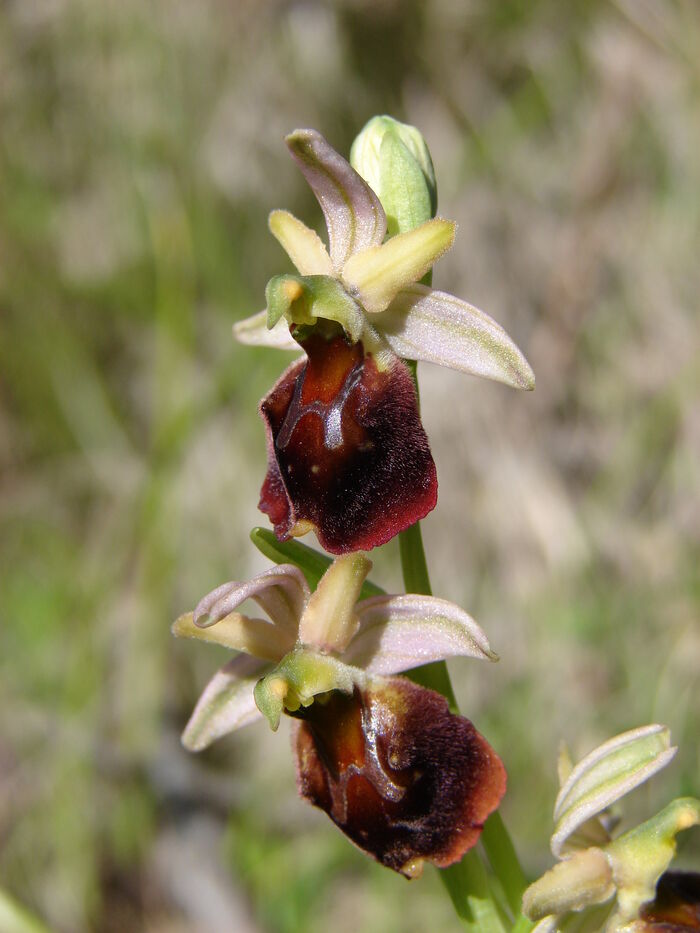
1 0 699 930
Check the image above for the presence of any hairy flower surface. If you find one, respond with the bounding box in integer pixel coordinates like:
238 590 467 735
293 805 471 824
523 726 700 933
258 328 436 552
235 128 534 553
173 553 506 875
636 871 700 931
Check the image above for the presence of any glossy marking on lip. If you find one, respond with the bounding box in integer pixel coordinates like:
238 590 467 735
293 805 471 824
292 679 507 876
277 359 364 451
258 331 437 554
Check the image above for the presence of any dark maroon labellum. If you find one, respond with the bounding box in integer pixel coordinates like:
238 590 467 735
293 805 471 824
292 677 506 876
639 872 700 931
258 331 437 554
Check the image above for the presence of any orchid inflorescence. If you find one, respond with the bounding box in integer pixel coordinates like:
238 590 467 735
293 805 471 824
173 115 698 927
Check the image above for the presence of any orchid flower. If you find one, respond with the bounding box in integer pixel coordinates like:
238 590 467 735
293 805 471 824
522 725 700 932
234 126 534 554
172 553 506 877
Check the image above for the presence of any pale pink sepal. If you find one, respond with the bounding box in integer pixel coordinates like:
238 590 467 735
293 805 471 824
285 129 387 273
551 724 677 858
343 594 497 675
377 284 535 390
232 309 301 351
182 654 267 752
193 564 309 634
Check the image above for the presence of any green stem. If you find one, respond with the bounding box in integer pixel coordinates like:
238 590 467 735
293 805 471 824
398 520 504 931
361 124 530 931
399 521 459 711
399 513 530 931
398 519 431 595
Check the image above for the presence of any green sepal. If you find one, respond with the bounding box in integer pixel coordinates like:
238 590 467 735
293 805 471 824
250 527 384 598
253 648 359 731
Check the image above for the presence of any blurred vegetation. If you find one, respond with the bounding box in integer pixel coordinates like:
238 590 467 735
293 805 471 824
1 0 699 930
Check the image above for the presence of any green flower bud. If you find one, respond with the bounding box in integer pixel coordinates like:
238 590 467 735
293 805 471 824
350 115 437 236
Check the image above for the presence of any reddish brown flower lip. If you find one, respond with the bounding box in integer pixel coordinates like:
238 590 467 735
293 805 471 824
292 677 506 877
258 329 437 554
639 872 700 931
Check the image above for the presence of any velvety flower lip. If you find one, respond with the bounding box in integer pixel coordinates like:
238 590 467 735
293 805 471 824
258 327 437 554
293 679 506 878
638 871 700 931
172 553 504 874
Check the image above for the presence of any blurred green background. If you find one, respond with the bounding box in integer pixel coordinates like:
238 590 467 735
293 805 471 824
1 0 699 930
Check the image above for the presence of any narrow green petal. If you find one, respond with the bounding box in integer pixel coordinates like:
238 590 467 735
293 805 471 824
522 848 615 922
268 209 333 276
558 742 574 786
172 612 293 662
299 553 372 653
341 218 455 314
376 285 536 390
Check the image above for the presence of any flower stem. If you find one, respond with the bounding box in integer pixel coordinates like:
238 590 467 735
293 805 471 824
399 513 529 931
398 519 432 595
398 520 460 711
367 123 529 930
